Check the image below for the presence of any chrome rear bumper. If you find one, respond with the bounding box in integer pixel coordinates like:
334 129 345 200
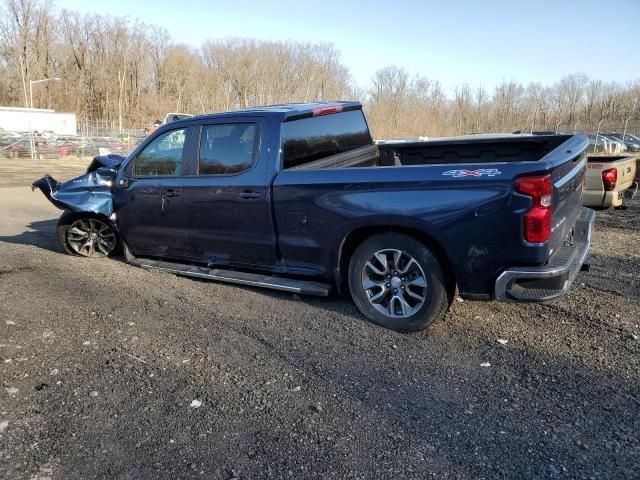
495 207 595 302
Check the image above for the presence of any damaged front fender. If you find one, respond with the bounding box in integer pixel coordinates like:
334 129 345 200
32 153 127 217
32 166 118 219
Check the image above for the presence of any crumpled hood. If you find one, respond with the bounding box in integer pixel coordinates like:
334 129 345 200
86 153 126 173
32 155 124 218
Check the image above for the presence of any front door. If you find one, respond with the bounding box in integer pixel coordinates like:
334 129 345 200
114 126 197 259
181 119 277 269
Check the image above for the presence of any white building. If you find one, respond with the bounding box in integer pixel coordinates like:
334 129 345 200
0 107 77 135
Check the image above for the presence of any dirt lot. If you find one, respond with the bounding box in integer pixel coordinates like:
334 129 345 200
0 157 638 480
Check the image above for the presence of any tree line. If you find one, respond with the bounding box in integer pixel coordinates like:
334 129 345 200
367 69 640 138
1 0 639 138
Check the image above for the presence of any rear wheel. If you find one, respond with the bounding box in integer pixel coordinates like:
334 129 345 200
348 233 450 332
57 212 120 258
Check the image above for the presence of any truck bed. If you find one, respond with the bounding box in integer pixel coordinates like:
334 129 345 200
290 135 572 170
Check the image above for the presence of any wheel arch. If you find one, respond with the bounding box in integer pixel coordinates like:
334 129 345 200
335 225 456 302
59 209 118 232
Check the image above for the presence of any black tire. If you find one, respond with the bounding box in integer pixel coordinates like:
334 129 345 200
348 233 450 333
56 211 121 258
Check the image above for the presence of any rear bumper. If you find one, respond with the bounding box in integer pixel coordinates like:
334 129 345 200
495 207 595 302
582 188 633 208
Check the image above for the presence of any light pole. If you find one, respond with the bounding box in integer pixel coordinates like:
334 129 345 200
28 77 60 160
29 77 60 109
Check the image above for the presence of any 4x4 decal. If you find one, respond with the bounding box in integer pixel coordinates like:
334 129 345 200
443 168 502 177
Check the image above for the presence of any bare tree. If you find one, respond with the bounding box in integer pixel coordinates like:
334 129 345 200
0 0 638 137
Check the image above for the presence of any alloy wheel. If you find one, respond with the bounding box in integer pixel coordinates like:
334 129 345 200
66 218 116 257
361 249 427 318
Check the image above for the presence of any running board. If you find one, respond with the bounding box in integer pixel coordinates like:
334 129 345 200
124 248 331 296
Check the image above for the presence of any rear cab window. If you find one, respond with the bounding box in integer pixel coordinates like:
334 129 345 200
281 110 372 169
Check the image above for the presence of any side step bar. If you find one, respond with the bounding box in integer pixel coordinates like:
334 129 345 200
124 247 331 296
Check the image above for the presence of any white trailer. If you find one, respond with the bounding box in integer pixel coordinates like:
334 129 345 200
0 107 77 135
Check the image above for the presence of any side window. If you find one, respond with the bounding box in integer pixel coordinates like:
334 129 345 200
198 123 257 175
133 128 187 176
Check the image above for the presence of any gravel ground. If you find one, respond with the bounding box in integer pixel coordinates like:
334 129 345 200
0 158 638 479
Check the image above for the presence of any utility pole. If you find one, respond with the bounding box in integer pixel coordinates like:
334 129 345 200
28 77 61 160
29 77 61 109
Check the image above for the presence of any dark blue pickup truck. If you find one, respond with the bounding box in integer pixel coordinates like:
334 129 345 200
33 102 594 332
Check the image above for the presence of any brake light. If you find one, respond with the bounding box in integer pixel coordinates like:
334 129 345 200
602 168 617 191
515 174 553 243
312 105 343 116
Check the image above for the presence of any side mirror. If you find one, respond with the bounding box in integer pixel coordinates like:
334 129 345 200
96 166 117 178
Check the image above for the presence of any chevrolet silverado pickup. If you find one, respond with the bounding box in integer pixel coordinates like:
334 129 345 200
583 155 637 209
33 102 594 332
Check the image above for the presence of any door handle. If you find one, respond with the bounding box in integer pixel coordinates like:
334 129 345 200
161 190 180 213
238 191 261 199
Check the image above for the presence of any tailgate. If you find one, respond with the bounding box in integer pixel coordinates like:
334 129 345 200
548 148 588 255
586 155 637 191
616 157 637 190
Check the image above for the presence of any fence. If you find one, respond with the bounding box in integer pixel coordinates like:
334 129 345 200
78 118 146 139
526 121 640 136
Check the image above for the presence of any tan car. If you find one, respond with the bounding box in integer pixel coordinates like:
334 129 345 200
583 155 638 209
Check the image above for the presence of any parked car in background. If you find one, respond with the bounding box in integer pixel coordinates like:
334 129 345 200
162 113 193 125
602 134 627 153
91 137 128 154
588 134 606 153
605 132 640 152
0 131 23 144
120 131 147 147
7 139 33 158
588 134 627 154
583 155 637 209
38 140 79 159
33 102 594 333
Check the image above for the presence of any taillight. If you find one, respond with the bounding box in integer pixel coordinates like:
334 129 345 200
515 174 553 243
312 105 343 116
602 168 617 191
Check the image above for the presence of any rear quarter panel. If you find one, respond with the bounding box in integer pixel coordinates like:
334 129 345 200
273 163 559 296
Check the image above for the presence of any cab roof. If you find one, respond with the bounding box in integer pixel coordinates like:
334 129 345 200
172 101 362 124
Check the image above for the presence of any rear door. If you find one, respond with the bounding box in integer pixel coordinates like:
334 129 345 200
114 126 197 259
181 118 277 268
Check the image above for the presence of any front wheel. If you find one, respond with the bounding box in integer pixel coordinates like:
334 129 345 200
348 233 450 333
57 212 120 258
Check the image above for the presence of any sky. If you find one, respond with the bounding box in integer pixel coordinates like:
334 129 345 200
56 0 640 93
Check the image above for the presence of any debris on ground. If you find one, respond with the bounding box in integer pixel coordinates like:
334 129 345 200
0 161 638 479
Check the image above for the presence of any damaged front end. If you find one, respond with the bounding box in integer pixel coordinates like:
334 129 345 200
32 154 126 218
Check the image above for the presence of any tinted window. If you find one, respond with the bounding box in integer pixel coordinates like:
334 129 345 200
134 128 186 176
281 110 372 169
199 123 258 175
